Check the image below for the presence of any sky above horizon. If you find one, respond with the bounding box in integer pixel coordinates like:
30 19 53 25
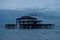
0 0 60 9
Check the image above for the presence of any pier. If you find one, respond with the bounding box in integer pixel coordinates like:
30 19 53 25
5 16 55 29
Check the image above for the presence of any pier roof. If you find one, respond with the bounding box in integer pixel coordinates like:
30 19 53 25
16 16 37 20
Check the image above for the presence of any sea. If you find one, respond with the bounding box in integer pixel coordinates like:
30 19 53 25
0 27 60 40
0 9 60 40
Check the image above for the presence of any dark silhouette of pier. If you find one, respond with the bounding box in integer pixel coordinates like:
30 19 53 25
19 24 54 29
5 24 16 29
5 16 55 29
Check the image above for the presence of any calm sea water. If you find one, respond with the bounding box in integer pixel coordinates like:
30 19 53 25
0 27 60 40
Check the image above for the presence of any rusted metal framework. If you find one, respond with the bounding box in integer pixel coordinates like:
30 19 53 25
5 16 55 29
5 24 16 29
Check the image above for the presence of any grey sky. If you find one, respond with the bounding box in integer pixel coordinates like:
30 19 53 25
0 0 60 9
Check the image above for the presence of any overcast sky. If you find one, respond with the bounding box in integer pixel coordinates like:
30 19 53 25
0 0 60 9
